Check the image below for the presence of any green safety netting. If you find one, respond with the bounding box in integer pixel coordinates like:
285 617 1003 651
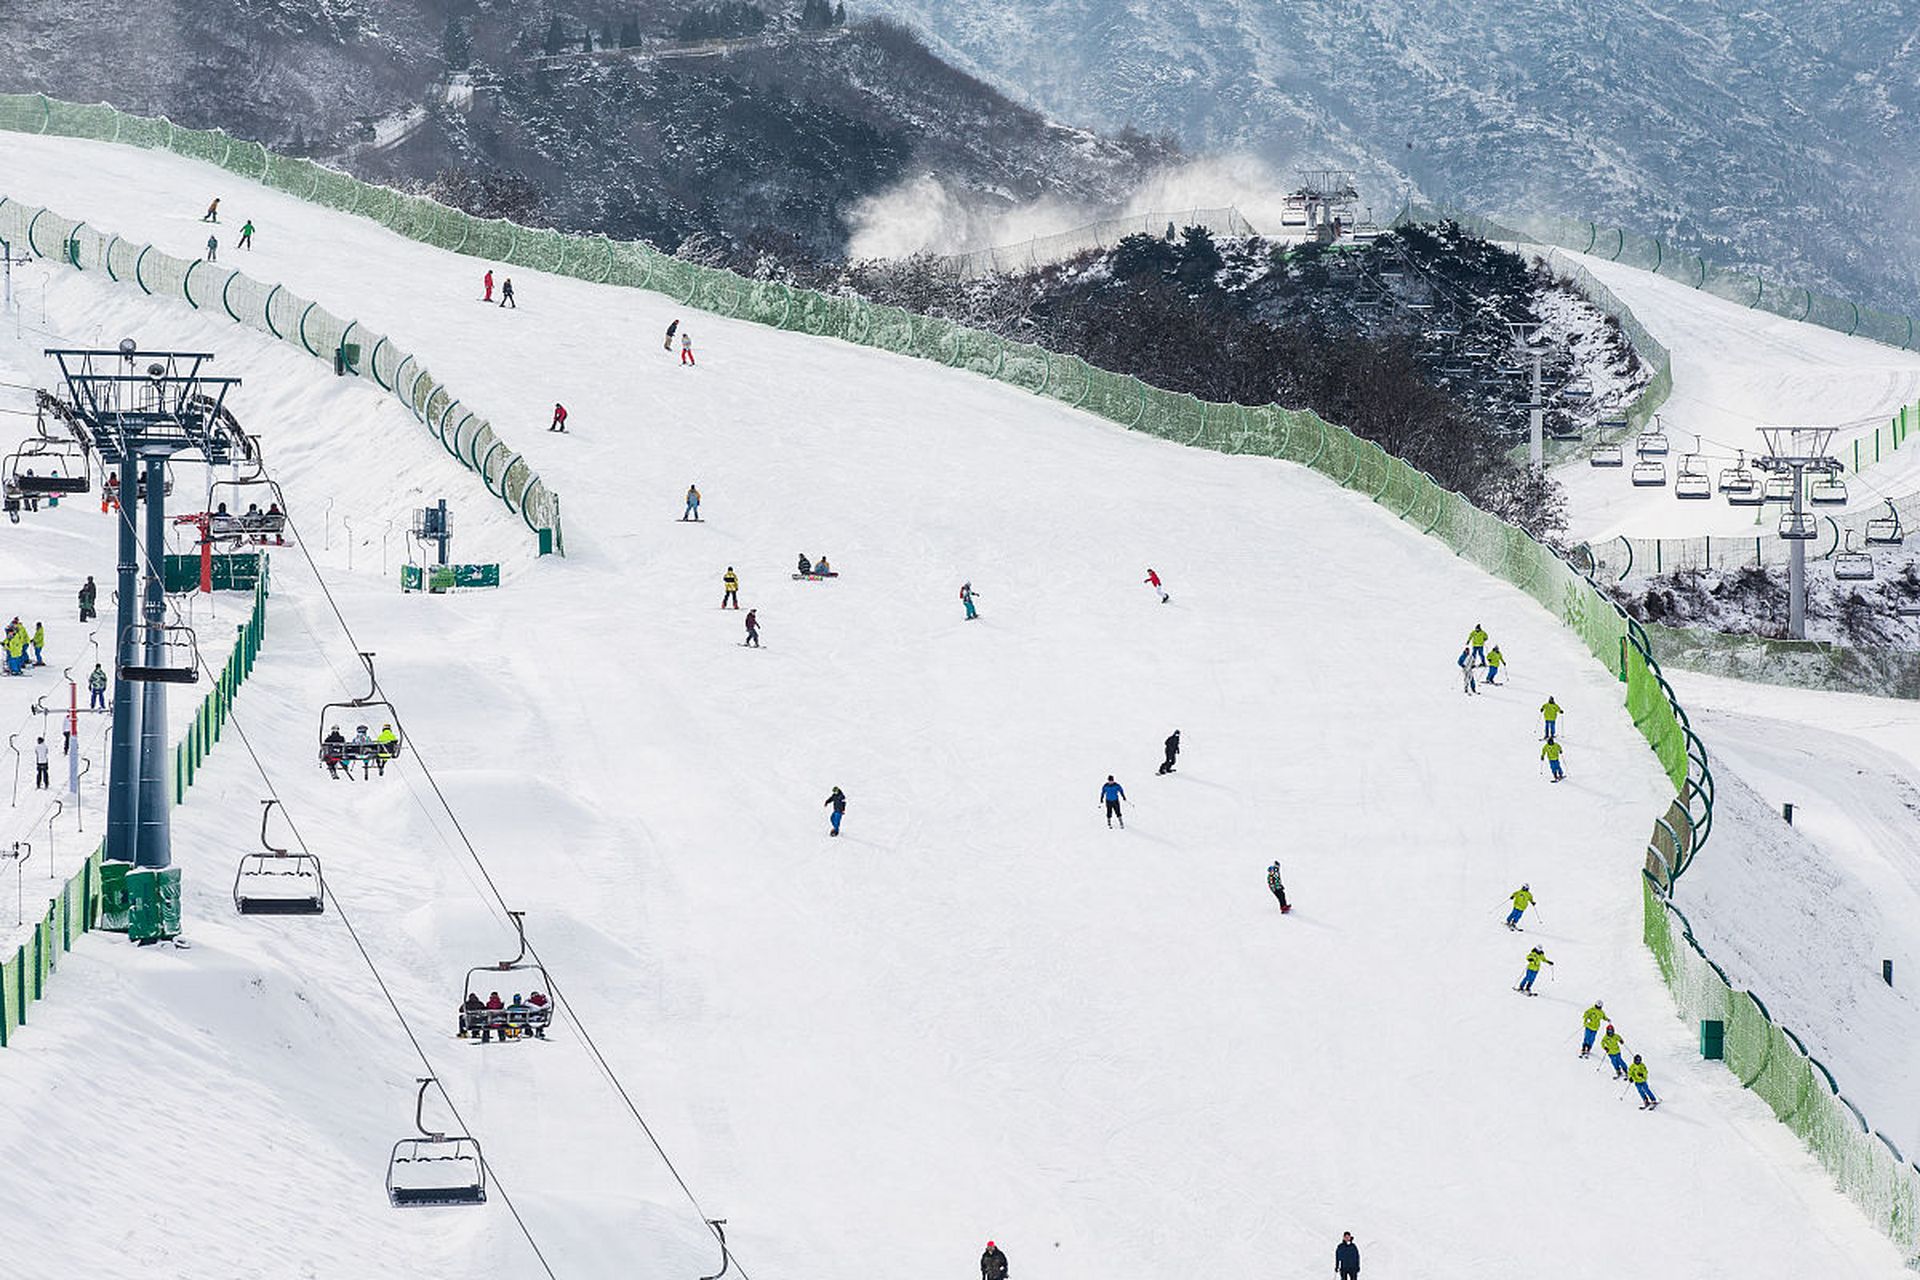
1647 879 1920 1260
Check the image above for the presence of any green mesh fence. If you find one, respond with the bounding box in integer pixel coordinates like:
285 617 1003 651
1646 876 1920 1260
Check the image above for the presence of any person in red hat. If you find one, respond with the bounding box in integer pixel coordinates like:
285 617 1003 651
980 1241 1008 1280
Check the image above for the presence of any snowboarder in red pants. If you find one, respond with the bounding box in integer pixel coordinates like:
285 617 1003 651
680 331 696 365
483 269 494 302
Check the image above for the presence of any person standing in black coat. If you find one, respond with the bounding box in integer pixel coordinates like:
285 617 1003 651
1334 1232 1360 1279
980 1241 1008 1280
1157 729 1181 775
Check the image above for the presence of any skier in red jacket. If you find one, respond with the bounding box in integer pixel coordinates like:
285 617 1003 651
1144 567 1168 603
482 269 494 302
550 403 568 433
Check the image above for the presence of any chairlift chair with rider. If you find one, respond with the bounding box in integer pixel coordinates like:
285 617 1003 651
118 622 200 684
1833 531 1876 582
387 1078 487 1208
4 438 91 496
233 799 325 915
208 436 289 542
459 911 555 1043
317 652 403 777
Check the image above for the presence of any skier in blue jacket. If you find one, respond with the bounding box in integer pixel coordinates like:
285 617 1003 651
1100 775 1127 828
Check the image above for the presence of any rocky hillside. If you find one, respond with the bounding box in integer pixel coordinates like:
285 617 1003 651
0 0 1174 261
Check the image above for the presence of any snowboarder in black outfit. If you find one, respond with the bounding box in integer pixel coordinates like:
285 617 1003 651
1334 1232 1360 1279
824 786 847 836
499 278 515 308
1157 729 1180 774
78 576 97 622
981 1241 1008 1280
1267 861 1291 912
743 609 760 647
664 318 679 351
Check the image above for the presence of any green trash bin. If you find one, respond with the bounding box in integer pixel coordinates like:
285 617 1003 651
98 861 131 933
1700 1019 1725 1060
127 867 182 942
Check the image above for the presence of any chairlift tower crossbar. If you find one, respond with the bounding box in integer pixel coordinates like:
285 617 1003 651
44 347 243 892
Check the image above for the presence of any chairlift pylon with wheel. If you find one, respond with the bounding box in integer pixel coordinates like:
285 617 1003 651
387 1077 487 1208
318 652 402 779
233 798 325 915
118 622 200 684
1833 530 1875 582
460 910 555 1043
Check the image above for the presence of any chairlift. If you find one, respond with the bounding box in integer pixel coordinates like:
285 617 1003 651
1718 451 1757 496
3 438 90 496
1636 431 1669 457
118 622 200 684
208 437 289 542
317 652 403 778
1598 415 1628 432
1589 443 1624 468
1761 475 1796 504
387 1078 487 1208
459 911 556 1043
1559 379 1593 404
1779 511 1819 540
1865 502 1905 547
233 799 325 915
1675 455 1711 500
1548 419 1582 441
1631 461 1667 487
1809 474 1848 506
1833 531 1875 582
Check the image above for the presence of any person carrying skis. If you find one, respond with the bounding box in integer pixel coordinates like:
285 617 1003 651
1627 1055 1658 1109
30 621 44 666
205 234 219 262
1484 645 1505 686
1505 884 1534 930
1602 1025 1629 1079
483 269 494 302
743 608 760 647
202 197 220 223
722 567 739 609
683 484 701 521
664 318 679 351
79 576 97 622
1143 567 1168 603
1541 738 1565 782
239 220 254 250
1467 624 1488 666
88 663 107 710
1267 861 1291 913
1157 729 1181 775
1580 1001 1607 1057
550 403 568 433
981 1242 1008 1280
824 786 847 837
1517 945 1552 995
680 330 695 365
1457 645 1478 695
499 277 516 308
33 737 49 790
1334 1232 1360 1280
1100 775 1127 828
1540 696 1561 741
960 581 979 620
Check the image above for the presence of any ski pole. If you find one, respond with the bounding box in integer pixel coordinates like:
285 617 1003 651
1531 905 1545 926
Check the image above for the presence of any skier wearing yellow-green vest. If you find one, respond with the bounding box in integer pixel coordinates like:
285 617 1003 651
1467 624 1489 666
1601 1024 1629 1079
1541 739 1565 782
1505 884 1534 931
1579 1001 1608 1057
1484 645 1504 686
1628 1055 1659 1109
1516 945 1552 995
1540 696 1562 741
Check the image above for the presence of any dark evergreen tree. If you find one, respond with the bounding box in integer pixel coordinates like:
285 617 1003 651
442 17 472 71
1175 226 1224 288
620 16 642 47
543 13 567 55
800 0 833 29
834 2 846 24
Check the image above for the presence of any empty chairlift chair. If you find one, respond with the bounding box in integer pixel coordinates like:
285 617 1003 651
1762 475 1796 504
1809 473 1849 506
118 622 200 684
387 1078 487 1208
1559 377 1593 405
318 652 403 779
1833 531 1876 582
1719 452 1760 504
1675 455 1712 500
1636 429 1669 457
1589 441 1625 468
1779 511 1820 541
1631 460 1668 487
232 799 325 915
1865 502 1905 546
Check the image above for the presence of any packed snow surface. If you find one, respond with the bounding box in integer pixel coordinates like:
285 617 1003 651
0 132 1907 1277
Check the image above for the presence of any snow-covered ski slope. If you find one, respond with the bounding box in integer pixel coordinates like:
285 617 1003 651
0 133 1908 1278
1548 250 1920 541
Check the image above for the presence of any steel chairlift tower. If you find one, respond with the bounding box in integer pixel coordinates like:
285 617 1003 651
1754 426 1840 640
1505 321 1547 465
45 344 242 926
